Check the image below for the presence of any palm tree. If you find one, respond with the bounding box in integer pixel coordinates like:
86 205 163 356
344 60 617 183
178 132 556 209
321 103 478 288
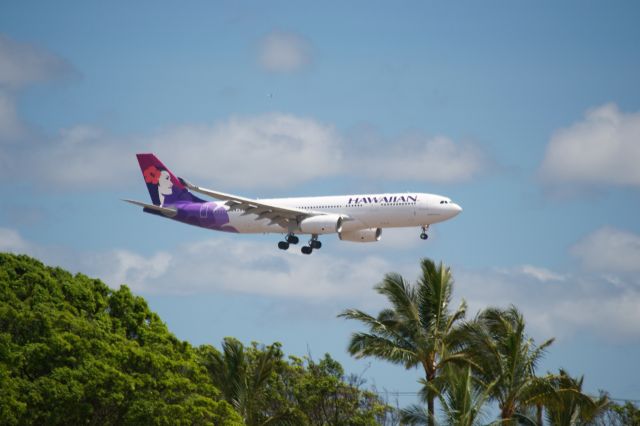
462 306 555 424
402 365 496 426
202 338 287 425
542 369 609 425
339 258 467 426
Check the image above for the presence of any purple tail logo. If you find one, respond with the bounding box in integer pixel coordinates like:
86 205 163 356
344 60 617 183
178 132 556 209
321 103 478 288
136 154 202 206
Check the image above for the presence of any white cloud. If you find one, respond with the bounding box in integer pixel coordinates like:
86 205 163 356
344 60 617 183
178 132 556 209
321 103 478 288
29 125 134 189
359 135 487 183
98 250 172 289
149 113 343 189
0 227 392 308
0 91 24 141
0 34 73 90
571 226 640 274
112 237 392 307
551 290 640 340
17 113 341 190
518 265 566 282
5 225 639 341
0 34 76 165
258 31 313 73
0 227 29 252
539 103 640 187
8 111 487 190
455 265 640 342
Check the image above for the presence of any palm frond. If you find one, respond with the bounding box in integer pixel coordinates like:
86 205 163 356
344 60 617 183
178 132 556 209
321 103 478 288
346 332 420 368
375 273 421 324
400 403 432 425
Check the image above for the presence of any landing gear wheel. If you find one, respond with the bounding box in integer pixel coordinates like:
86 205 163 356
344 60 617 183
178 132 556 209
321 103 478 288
420 225 430 240
310 240 322 249
278 241 290 250
286 234 299 244
301 246 313 255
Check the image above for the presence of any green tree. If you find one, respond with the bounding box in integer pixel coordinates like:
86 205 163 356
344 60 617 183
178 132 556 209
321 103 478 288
580 393 639 426
402 365 496 426
290 353 388 425
462 306 554 424
0 253 243 426
541 369 608 426
202 338 388 425
608 400 640 426
339 258 467 426
202 337 296 425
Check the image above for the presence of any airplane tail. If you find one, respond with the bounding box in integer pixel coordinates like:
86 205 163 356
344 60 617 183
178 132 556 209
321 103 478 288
136 153 204 205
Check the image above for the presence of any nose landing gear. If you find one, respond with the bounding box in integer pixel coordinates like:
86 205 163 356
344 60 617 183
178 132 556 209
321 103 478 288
419 225 430 240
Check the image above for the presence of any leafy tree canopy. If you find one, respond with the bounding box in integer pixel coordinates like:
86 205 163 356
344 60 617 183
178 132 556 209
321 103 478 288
0 253 242 426
0 253 390 426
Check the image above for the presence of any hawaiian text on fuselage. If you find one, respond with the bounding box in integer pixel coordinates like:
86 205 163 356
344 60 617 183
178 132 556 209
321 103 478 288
347 195 418 205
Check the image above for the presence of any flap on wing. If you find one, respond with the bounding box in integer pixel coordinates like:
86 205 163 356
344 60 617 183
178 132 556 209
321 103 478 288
123 199 178 217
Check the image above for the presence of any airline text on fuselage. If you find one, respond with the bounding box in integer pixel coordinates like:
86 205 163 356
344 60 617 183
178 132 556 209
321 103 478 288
347 195 418 205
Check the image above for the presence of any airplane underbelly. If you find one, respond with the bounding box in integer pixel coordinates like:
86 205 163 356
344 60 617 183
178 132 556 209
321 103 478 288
416 208 444 225
227 211 286 234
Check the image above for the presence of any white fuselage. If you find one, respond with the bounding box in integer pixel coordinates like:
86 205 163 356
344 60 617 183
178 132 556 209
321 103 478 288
224 192 462 234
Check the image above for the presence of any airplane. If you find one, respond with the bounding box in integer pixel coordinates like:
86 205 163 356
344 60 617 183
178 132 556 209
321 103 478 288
124 153 462 254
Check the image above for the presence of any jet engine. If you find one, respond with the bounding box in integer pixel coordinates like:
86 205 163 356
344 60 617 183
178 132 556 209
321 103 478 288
299 215 344 234
339 228 382 242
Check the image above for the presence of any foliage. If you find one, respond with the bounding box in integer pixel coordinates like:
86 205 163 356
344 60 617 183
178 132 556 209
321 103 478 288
339 258 467 426
4 252 630 426
0 253 242 425
541 369 608 425
587 396 640 426
0 252 393 425
340 258 625 426
201 337 390 425
201 338 297 425
288 353 390 425
401 365 495 426
460 306 555 423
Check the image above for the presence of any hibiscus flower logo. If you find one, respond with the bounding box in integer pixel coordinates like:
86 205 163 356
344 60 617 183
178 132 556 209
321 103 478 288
144 166 161 184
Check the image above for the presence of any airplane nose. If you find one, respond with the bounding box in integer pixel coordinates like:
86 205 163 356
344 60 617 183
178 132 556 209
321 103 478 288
451 203 462 216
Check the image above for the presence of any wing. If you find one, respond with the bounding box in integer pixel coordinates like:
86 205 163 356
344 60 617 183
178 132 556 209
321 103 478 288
178 177 317 228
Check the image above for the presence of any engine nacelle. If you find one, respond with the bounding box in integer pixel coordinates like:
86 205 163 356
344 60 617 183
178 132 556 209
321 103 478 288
339 228 382 242
299 214 344 234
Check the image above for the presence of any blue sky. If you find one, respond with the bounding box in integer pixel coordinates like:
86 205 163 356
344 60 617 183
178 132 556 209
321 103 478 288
2 0 640 407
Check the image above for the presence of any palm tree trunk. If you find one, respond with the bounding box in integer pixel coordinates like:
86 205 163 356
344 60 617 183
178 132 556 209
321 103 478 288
501 403 514 422
425 367 436 426
427 394 435 426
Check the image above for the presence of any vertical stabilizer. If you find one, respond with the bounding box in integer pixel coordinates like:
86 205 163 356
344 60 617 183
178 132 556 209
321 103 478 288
136 153 203 206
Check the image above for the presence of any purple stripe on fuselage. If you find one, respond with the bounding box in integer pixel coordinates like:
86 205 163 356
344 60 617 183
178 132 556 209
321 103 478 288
145 201 238 233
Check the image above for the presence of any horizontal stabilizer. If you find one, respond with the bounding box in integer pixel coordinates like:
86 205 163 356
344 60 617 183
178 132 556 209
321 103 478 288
122 199 178 217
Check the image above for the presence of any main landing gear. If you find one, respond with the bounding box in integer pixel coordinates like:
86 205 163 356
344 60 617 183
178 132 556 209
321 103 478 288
278 233 322 254
278 233 300 250
420 225 430 240
301 235 322 255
